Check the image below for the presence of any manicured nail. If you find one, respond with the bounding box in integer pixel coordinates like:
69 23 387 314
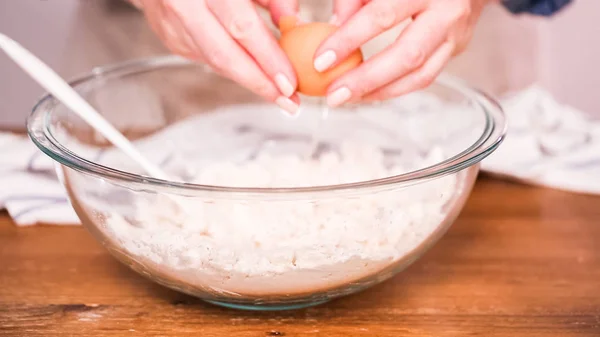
274 73 295 97
327 87 352 107
276 96 299 116
314 50 337 73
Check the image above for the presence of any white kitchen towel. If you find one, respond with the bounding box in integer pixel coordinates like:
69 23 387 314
481 85 600 194
1 85 599 226
0 133 79 225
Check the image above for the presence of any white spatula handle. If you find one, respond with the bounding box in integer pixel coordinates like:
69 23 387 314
0 33 169 180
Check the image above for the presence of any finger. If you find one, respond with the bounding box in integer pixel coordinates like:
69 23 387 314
207 0 298 98
361 42 455 101
253 0 270 7
128 0 144 10
331 0 365 26
140 1 202 60
268 0 299 26
174 1 298 114
158 5 202 59
252 0 299 25
314 0 424 73
290 93 300 104
326 11 451 107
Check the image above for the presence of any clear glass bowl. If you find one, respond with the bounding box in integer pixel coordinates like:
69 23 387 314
27 56 505 311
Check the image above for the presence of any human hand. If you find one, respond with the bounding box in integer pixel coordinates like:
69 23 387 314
315 0 494 106
132 0 301 114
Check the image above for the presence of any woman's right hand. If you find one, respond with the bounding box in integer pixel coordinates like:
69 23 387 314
132 0 301 115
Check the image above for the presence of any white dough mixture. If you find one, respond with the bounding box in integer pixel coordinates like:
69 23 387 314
67 100 469 296
90 141 460 295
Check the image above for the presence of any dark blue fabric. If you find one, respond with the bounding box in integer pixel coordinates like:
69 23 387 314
502 0 573 16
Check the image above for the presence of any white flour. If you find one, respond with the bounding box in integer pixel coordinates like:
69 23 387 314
66 98 471 295
95 141 460 295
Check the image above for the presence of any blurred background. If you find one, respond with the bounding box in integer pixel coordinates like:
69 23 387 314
0 0 598 129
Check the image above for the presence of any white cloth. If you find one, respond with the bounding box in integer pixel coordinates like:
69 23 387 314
2 86 599 226
481 85 600 194
0 133 79 225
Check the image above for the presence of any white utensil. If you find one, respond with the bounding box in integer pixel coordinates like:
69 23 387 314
0 33 170 180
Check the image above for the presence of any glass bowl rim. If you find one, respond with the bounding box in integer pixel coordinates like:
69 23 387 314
27 55 506 197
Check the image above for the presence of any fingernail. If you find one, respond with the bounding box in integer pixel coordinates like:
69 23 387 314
274 73 295 97
276 96 299 116
327 87 352 107
314 50 337 73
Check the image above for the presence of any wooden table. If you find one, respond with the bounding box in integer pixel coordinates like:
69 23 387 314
1 177 600 336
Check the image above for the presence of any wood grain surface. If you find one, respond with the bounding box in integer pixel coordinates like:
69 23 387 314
1 177 600 336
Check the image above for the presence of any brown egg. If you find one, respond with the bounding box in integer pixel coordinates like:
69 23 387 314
278 17 363 97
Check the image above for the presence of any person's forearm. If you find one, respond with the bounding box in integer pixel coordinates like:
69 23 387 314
501 0 573 16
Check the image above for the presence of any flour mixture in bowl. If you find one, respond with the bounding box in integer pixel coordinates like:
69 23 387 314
28 56 505 310
93 141 462 296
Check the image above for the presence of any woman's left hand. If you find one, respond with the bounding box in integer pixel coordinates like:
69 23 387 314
316 0 494 106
